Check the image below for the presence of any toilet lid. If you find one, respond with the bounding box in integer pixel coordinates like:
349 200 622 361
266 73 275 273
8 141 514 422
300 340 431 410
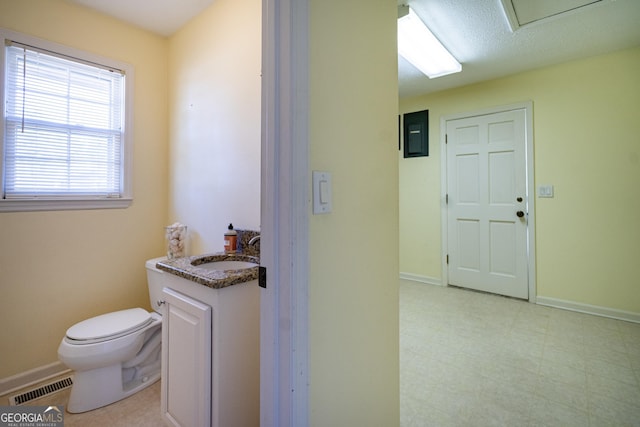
66 308 152 341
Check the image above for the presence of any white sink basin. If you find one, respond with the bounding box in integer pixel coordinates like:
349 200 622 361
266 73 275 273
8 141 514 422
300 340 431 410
197 260 258 271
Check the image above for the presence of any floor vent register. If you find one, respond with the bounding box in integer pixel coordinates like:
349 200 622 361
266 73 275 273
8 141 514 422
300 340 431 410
9 376 73 406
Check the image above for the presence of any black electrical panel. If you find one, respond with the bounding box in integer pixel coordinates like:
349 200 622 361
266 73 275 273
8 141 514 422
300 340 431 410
403 109 428 158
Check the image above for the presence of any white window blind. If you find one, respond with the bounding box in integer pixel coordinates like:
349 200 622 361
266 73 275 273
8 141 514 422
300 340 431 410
3 40 125 199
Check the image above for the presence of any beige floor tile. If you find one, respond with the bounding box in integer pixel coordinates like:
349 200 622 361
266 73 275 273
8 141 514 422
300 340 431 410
400 280 640 426
2 380 163 426
527 395 589 427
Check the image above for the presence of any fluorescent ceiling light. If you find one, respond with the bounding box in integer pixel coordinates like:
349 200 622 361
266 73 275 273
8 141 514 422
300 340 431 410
398 6 462 78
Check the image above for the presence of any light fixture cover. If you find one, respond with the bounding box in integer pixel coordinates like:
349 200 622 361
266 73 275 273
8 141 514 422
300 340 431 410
398 7 461 78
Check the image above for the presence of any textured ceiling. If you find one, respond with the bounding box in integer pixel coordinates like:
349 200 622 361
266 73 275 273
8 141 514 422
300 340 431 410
398 0 640 98
68 0 640 99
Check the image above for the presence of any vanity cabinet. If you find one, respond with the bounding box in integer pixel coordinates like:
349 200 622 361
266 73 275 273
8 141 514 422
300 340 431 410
161 287 211 427
158 273 260 427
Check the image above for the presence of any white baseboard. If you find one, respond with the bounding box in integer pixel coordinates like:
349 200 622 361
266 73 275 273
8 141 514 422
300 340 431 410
399 273 442 286
0 361 71 396
398 276 640 324
536 296 640 324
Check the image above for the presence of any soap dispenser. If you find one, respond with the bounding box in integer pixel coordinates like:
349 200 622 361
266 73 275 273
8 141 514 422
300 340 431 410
224 223 237 254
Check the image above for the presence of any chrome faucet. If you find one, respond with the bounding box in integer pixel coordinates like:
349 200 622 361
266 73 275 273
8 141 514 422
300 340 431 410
248 235 261 246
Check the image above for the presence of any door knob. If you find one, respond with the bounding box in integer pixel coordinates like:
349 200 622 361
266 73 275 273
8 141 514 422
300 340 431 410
516 211 525 218
517 197 523 202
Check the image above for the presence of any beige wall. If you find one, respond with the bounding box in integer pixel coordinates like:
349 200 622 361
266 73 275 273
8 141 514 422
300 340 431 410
309 0 400 425
0 0 169 378
400 46 640 314
167 0 262 253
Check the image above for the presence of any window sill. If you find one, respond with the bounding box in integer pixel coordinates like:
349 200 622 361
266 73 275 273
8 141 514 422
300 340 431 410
0 198 133 213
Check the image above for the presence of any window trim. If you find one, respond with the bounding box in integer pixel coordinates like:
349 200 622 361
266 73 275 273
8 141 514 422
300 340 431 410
0 28 134 212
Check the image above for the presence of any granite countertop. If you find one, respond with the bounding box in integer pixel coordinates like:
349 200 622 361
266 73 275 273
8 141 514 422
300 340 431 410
157 252 259 289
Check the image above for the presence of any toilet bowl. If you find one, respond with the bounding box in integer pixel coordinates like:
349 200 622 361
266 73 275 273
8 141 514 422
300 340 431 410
58 257 167 413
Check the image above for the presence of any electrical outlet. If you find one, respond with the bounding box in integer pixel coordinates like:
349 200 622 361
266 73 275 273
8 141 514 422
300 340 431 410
537 185 554 198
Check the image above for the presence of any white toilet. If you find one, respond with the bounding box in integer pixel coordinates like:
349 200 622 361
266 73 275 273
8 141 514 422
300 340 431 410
58 257 166 413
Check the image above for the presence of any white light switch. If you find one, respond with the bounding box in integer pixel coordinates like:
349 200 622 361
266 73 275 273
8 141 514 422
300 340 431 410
319 180 330 204
313 171 332 214
538 185 554 198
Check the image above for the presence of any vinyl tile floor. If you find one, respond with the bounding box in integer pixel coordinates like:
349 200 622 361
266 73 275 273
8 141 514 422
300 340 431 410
400 280 640 427
2 380 163 426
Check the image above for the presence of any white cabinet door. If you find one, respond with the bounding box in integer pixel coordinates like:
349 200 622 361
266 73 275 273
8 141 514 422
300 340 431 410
161 287 212 427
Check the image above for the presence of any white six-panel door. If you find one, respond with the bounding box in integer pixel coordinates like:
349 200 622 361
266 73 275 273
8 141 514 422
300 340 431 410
446 108 530 299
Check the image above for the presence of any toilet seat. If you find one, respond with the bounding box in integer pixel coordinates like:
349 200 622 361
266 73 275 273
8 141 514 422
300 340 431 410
66 308 152 345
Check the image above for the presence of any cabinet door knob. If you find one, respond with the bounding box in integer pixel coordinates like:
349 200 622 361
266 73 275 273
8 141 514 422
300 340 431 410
516 211 525 218
157 300 165 307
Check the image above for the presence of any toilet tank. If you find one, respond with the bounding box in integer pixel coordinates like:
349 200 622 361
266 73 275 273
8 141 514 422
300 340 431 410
146 257 167 314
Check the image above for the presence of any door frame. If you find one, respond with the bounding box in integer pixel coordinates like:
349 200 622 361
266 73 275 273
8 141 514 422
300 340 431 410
260 0 309 426
439 101 537 302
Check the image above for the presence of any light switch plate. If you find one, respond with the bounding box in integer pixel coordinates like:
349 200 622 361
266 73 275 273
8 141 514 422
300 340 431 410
538 185 554 198
312 171 332 214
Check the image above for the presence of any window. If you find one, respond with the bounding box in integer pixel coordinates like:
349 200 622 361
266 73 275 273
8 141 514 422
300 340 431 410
1 28 133 212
